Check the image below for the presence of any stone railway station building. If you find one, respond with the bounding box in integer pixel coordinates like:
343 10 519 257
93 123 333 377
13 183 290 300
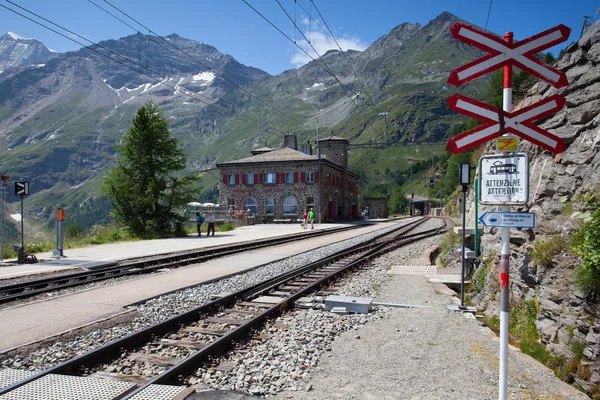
217 133 360 222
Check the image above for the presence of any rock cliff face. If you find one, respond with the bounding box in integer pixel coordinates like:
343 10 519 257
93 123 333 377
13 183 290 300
0 32 59 72
471 20 600 393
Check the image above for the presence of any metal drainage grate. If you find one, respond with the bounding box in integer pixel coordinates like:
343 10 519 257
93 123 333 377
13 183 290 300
0 369 36 390
128 384 187 400
0 373 135 400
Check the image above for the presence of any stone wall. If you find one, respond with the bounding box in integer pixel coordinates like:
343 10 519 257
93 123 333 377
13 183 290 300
469 21 600 392
218 163 319 218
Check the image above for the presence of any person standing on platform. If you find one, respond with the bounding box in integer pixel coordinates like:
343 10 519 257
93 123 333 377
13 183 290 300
207 212 215 236
308 208 315 230
196 212 204 236
302 209 308 229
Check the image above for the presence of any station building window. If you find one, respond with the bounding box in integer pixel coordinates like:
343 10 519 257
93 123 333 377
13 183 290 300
266 197 274 215
306 196 315 212
246 174 254 184
227 175 235 185
244 197 258 215
283 196 298 215
264 173 276 184
306 172 315 183
286 172 294 183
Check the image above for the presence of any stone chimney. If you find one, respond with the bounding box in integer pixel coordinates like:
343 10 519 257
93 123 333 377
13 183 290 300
283 131 298 150
300 140 312 155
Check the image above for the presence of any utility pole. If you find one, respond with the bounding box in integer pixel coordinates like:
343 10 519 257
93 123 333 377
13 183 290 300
378 112 389 148
316 119 322 224
581 15 593 38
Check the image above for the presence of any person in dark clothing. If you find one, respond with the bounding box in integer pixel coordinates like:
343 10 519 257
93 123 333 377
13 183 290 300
196 212 204 236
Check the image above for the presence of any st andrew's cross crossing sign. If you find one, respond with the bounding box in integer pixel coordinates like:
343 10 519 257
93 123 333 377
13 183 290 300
445 94 566 154
447 23 570 88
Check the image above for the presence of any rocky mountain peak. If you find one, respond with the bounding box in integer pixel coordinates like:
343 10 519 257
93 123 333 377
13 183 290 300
0 31 59 71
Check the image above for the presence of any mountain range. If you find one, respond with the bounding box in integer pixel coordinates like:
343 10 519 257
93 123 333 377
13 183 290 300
0 11 487 231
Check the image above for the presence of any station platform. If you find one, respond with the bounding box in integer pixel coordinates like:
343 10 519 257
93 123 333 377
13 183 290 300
0 220 404 352
0 222 352 281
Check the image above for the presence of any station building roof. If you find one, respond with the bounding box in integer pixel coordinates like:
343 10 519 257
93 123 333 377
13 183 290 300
217 147 317 166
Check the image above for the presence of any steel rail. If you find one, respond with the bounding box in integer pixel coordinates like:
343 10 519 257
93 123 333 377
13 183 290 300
121 219 445 398
0 225 360 304
0 218 438 397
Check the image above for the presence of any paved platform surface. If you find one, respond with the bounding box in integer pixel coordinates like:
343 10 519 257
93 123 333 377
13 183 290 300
0 220 406 352
0 223 350 280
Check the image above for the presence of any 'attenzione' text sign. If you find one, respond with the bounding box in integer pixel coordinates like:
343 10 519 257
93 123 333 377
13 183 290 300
479 153 529 205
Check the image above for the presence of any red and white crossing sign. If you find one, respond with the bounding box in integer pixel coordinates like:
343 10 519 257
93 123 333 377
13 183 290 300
445 94 566 154
447 23 571 88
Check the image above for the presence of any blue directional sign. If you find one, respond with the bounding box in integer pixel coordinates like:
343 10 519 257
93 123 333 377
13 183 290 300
479 212 535 228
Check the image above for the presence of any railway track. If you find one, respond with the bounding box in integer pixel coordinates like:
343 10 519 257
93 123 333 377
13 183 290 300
0 217 447 399
0 224 361 305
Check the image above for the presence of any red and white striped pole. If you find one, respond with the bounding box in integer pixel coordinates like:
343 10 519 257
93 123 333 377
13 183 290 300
498 31 513 400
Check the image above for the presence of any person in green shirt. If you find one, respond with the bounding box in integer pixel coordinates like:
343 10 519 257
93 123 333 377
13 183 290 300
308 208 315 230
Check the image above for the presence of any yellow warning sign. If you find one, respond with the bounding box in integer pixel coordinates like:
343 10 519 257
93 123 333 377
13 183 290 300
497 137 519 152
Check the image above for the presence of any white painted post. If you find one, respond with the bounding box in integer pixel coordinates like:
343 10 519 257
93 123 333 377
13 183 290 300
498 31 513 400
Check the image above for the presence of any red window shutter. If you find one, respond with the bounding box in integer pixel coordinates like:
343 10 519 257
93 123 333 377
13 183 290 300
222 174 227 185
235 174 240 185
294 172 298 183
314 172 319 182
300 172 306 183
242 174 247 184
254 173 259 184
276 173 281 184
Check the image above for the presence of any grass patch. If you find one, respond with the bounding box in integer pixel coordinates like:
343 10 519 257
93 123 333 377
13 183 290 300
532 235 569 267
508 299 551 365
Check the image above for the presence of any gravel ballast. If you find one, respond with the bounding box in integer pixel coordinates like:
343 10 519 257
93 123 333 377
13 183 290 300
272 255 589 400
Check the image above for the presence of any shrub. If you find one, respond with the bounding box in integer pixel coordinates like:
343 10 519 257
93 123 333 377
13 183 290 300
570 339 587 360
509 299 551 365
65 224 84 238
573 206 600 297
484 314 500 333
219 222 236 232
25 241 53 254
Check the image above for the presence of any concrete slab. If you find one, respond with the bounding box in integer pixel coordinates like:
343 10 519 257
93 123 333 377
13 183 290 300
453 227 484 236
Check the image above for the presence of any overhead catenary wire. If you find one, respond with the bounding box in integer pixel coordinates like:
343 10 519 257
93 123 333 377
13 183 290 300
2 1 271 131
92 0 303 126
484 0 493 31
274 0 367 115
242 0 369 123
307 0 378 112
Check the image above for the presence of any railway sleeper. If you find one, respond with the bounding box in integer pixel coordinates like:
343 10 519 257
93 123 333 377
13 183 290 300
182 327 229 336
126 352 183 366
203 317 246 325
237 301 272 308
155 339 206 350
88 370 148 384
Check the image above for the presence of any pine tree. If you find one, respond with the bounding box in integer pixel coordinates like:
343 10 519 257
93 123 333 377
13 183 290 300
103 100 201 236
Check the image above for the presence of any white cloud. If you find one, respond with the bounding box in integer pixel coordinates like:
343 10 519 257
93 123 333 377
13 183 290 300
290 19 368 68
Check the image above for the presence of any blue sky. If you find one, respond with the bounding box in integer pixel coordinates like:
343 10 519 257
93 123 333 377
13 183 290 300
1 0 598 75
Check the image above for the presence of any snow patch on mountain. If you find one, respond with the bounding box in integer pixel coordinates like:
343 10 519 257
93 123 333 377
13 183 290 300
192 71 215 84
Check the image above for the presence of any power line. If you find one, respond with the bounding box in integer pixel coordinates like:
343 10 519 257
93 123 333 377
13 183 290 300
94 0 303 126
308 0 378 111
243 0 369 122
274 0 366 114
484 0 493 31
2 1 270 131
